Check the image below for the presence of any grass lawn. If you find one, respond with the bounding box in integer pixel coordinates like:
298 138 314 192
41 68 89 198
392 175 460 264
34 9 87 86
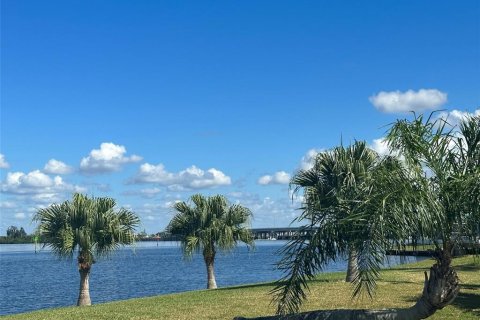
2 256 479 320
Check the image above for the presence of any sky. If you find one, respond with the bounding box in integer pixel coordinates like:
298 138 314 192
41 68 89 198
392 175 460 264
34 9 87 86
1 0 479 234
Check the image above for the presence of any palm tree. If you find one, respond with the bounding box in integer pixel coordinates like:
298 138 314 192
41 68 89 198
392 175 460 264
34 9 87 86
387 113 480 255
236 146 439 320
268 141 429 316
385 113 479 283
236 115 479 320
167 194 254 289
34 193 140 306
290 141 379 282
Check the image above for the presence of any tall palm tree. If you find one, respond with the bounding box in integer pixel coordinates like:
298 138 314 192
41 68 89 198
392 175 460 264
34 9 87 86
34 193 140 306
167 194 254 289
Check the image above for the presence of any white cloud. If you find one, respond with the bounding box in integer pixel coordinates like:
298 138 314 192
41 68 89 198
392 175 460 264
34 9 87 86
5 170 54 190
44 159 73 175
228 192 299 227
300 149 322 170
1 170 85 202
80 142 142 174
131 163 231 189
371 138 390 156
14 212 26 219
369 109 479 159
163 200 181 208
258 171 291 185
369 89 447 113
0 154 9 169
436 109 480 127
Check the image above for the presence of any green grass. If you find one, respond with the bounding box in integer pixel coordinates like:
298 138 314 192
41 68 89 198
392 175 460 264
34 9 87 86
2 256 479 320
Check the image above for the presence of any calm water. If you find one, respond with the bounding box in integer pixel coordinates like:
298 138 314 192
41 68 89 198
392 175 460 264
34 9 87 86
0 241 425 315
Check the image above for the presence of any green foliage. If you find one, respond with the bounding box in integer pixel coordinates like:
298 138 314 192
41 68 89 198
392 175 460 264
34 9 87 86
273 140 436 315
167 194 254 257
386 113 480 250
273 114 479 316
6 226 27 239
34 193 140 264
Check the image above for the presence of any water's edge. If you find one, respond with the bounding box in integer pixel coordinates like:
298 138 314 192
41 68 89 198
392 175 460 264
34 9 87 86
0 241 427 316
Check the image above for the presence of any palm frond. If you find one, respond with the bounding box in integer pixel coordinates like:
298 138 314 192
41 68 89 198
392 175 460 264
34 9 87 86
167 194 253 257
34 193 140 263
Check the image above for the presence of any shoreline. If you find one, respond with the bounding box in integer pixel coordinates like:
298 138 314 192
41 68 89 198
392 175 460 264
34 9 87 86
2 255 479 320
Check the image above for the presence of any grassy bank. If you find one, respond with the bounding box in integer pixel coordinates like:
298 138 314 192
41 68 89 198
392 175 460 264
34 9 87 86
2 256 479 320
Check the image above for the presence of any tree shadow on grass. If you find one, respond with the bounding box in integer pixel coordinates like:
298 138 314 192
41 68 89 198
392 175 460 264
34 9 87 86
218 282 275 291
386 266 429 271
382 280 419 285
218 279 334 292
461 283 480 290
453 263 480 272
451 292 480 316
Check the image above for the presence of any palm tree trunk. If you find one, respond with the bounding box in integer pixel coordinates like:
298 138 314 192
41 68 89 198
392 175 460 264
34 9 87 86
204 247 217 289
234 251 459 320
77 268 91 306
77 253 92 306
345 248 358 282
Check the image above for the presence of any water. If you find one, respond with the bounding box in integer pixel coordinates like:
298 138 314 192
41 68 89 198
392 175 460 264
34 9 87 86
0 241 426 316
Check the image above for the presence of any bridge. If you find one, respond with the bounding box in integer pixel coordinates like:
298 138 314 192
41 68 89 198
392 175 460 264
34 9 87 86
144 227 311 241
251 227 314 240
250 227 309 240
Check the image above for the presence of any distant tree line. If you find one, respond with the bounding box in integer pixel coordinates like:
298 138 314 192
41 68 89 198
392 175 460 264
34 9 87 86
0 225 43 244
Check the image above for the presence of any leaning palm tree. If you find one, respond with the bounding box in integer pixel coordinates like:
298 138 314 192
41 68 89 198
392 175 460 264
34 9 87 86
290 141 379 282
167 194 254 289
34 193 140 306
269 142 433 316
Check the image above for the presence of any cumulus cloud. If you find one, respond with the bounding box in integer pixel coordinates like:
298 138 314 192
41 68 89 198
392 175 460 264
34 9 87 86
44 159 73 175
80 142 142 174
258 171 291 185
300 149 322 170
436 109 480 127
369 89 447 113
0 154 9 169
371 138 390 156
228 192 299 227
131 163 231 189
369 109 479 158
1 170 85 199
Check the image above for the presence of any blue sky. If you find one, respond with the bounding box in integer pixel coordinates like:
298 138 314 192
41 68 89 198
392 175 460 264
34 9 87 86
1 0 479 234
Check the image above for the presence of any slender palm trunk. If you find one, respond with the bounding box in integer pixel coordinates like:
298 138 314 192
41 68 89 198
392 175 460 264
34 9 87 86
235 250 459 320
77 253 92 306
345 248 358 282
204 247 217 289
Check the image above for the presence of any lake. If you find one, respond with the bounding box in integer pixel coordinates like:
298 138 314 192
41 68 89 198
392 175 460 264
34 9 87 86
0 241 426 315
